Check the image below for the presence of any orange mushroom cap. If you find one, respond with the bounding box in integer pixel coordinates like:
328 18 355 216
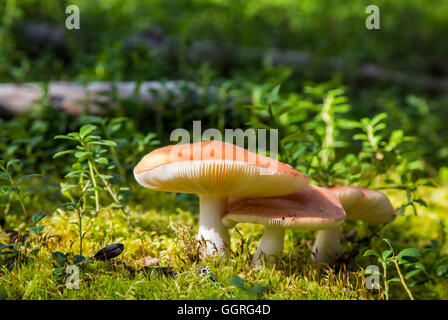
134 140 309 198
222 184 346 230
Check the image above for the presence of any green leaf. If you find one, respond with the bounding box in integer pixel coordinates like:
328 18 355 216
95 157 109 165
387 277 400 284
0 172 10 181
89 140 117 147
242 104 268 112
54 135 78 141
6 159 20 168
405 269 422 279
52 251 66 266
74 254 87 265
32 212 47 224
364 268 381 275
436 264 448 277
28 225 44 235
398 248 422 263
336 119 360 129
108 123 123 134
53 150 76 159
413 199 428 207
74 151 92 159
110 117 128 125
85 135 101 140
353 133 368 141
267 85 280 104
52 268 63 277
382 250 393 260
79 124 97 138
17 174 40 184
1 186 15 193
371 113 388 126
89 186 103 192
64 170 89 178
364 250 379 258
382 239 394 253
61 184 78 193
275 105 293 116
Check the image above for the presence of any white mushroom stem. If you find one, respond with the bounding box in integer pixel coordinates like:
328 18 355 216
252 227 285 266
197 195 230 257
311 227 342 263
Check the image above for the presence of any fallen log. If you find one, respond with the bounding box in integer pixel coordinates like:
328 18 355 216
0 81 203 117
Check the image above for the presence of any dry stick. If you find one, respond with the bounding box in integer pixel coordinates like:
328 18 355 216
381 259 389 300
392 259 415 300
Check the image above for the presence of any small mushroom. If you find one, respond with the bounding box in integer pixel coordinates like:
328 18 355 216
223 185 346 265
134 140 309 258
311 186 396 264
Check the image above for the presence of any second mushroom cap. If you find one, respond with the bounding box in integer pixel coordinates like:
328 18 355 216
223 185 346 265
223 184 346 230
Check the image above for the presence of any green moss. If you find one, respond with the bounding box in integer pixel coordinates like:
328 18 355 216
1 186 447 300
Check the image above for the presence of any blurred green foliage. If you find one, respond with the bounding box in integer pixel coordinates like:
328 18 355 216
1 0 448 300
1 0 447 170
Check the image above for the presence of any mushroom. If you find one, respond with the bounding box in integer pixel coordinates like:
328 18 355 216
222 185 346 265
134 140 309 257
311 186 396 263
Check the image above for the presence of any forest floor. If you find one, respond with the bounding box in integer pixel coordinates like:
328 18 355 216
1 184 447 300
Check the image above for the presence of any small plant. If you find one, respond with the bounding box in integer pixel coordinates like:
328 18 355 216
51 250 92 285
27 212 48 254
0 159 40 223
364 239 424 300
54 124 137 230
75 116 160 176
352 112 434 216
54 124 117 213
59 185 91 256
243 82 358 186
